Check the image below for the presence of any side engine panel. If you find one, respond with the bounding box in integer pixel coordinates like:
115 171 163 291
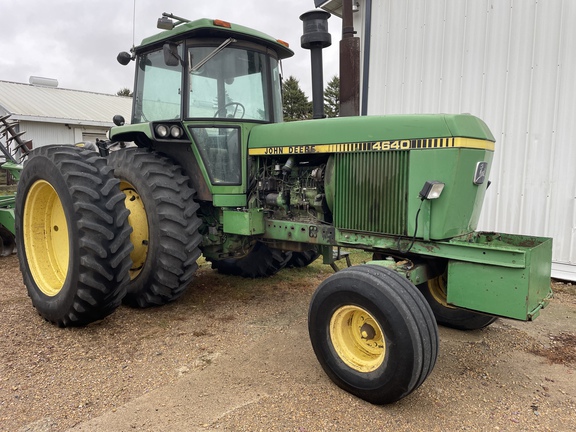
251 150 411 237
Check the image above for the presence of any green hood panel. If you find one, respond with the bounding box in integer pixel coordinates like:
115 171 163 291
248 114 495 149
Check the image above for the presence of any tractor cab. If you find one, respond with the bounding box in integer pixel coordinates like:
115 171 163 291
132 37 286 124
112 14 293 198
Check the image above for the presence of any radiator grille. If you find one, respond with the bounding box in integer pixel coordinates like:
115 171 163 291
334 152 409 235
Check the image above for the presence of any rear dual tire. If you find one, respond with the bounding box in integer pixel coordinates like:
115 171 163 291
107 148 202 307
15 146 133 326
16 146 202 325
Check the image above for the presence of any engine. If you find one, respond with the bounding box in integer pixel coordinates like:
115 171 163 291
253 155 332 224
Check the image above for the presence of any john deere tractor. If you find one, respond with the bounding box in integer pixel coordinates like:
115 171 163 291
15 12 552 404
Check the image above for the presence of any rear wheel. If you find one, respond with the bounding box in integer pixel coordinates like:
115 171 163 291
15 146 133 326
108 148 202 307
211 242 291 278
286 247 320 268
418 273 497 330
308 265 438 404
0 225 16 256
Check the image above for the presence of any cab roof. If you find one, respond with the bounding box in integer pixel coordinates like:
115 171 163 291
137 18 294 60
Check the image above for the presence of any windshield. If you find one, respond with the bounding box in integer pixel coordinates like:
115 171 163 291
132 46 183 123
132 43 283 124
188 45 280 121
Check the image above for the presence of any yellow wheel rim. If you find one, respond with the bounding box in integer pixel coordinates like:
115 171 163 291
330 305 386 372
120 181 149 279
428 273 457 309
23 180 70 296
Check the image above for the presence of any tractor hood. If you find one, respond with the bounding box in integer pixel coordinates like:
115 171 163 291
247 114 495 156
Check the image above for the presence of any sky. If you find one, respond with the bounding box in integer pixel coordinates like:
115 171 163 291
0 0 341 98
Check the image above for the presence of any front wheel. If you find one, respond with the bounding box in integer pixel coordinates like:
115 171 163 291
15 146 133 326
308 265 438 404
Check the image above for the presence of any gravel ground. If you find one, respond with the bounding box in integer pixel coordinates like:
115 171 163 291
1 252 575 431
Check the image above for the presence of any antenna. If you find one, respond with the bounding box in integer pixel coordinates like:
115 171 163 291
132 0 136 49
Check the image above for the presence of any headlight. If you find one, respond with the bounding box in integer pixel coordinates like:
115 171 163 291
170 125 183 138
155 124 169 138
419 181 445 200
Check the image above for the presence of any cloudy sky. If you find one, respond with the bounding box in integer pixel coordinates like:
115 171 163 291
0 0 340 98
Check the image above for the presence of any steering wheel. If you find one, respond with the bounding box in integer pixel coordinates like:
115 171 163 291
214 102 245 119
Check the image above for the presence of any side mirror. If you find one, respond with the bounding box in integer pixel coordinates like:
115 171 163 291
163 43 181 67
117 52 133 66
113 115 125 126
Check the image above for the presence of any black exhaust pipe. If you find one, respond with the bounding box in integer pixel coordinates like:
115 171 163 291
300 10 332 119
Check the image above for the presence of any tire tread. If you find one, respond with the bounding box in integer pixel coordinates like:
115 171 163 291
308 264 439 404
108 148 202 307
15 145 133 327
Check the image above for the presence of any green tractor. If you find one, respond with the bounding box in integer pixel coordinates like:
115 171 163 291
15 12 552 405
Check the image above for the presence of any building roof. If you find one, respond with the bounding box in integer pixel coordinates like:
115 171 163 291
315 0 343 17
0 80 132 127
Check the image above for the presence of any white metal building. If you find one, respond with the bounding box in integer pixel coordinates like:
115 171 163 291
318 0 576 281
0 79 132 148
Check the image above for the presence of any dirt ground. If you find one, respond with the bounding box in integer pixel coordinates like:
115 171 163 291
1 252 575 432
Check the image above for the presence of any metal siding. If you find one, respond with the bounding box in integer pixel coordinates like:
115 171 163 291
361 0 576 279
14 122 109 149
18 122 77 148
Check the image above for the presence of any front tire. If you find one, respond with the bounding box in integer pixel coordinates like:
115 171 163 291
15 146 133 327
108 148 202 307
308 265 438 404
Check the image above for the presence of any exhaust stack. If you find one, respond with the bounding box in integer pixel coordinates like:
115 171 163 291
339 0 361 116
300 10 332 119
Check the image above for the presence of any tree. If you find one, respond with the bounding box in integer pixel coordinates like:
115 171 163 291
324 75 340 118
282 76 312 122
117 88 133 97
